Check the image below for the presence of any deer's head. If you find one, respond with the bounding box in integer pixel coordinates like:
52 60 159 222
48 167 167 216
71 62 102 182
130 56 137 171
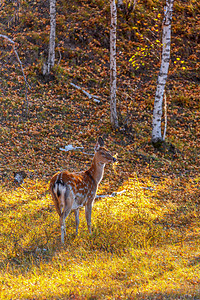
94 137 117 164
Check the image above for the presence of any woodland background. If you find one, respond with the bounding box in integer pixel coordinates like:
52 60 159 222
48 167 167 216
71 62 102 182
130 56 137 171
0 0 199 299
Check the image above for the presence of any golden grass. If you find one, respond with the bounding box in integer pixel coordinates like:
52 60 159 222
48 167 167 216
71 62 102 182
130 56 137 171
0 176 199 299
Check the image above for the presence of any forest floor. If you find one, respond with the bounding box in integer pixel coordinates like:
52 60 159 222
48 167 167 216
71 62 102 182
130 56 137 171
0 0 200 299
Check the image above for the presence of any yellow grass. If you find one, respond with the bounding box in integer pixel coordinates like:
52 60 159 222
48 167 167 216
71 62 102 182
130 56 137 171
0 176 199 299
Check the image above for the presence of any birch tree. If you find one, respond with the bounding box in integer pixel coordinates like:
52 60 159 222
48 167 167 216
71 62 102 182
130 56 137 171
110 0 118 129
152 0 174 147
46 0 56 75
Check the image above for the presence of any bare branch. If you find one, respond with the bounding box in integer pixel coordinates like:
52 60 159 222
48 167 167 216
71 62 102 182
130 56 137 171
0 34 30 113
163 92 167 141
70 83 100 103
96 190 126 199
57 44 62 67
12 45 31 89
0 34 15 44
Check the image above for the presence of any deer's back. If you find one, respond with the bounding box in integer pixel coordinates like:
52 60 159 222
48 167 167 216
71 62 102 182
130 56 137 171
50 170 97 208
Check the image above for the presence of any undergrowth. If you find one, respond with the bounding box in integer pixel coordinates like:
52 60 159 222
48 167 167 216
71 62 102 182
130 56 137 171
0 175 199 299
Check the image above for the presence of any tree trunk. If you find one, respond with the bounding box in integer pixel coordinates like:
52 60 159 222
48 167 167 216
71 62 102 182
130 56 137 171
152 0 174 148
47 0 56 74
110 0 119 129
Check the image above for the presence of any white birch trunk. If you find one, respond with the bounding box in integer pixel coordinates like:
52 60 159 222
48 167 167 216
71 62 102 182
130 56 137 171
47 0 56 74
152 0 174 146
110 0 118 129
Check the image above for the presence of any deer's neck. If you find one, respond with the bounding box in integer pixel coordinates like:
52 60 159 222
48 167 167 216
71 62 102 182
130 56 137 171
88 156 105 185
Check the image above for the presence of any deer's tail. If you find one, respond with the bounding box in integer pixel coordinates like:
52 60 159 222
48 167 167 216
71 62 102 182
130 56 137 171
51 173 70 216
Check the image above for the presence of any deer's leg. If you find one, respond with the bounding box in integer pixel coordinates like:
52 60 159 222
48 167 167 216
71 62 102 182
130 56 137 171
51 191 62 217
60 215 66 244
60 206 72 244
85 203 92 234
74 209 79 235
60 190 73 244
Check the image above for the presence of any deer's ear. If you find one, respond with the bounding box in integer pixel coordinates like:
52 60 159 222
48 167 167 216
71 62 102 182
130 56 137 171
98 137 104 147
94 137 104 151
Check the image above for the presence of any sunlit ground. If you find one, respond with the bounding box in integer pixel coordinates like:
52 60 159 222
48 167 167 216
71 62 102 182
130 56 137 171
0 176 199 299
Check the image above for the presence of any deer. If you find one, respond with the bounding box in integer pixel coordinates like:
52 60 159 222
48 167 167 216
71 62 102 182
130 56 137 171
49 137 117 243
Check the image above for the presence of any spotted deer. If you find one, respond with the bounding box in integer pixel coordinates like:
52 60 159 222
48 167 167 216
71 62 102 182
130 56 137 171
50 137 116 243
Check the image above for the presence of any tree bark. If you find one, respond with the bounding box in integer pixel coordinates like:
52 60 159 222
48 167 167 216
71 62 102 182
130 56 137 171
152 0 174 147
110 0 119 129
47 0 56 74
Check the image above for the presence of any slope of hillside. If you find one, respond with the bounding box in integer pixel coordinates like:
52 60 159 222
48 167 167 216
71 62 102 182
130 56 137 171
0 0 199 299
